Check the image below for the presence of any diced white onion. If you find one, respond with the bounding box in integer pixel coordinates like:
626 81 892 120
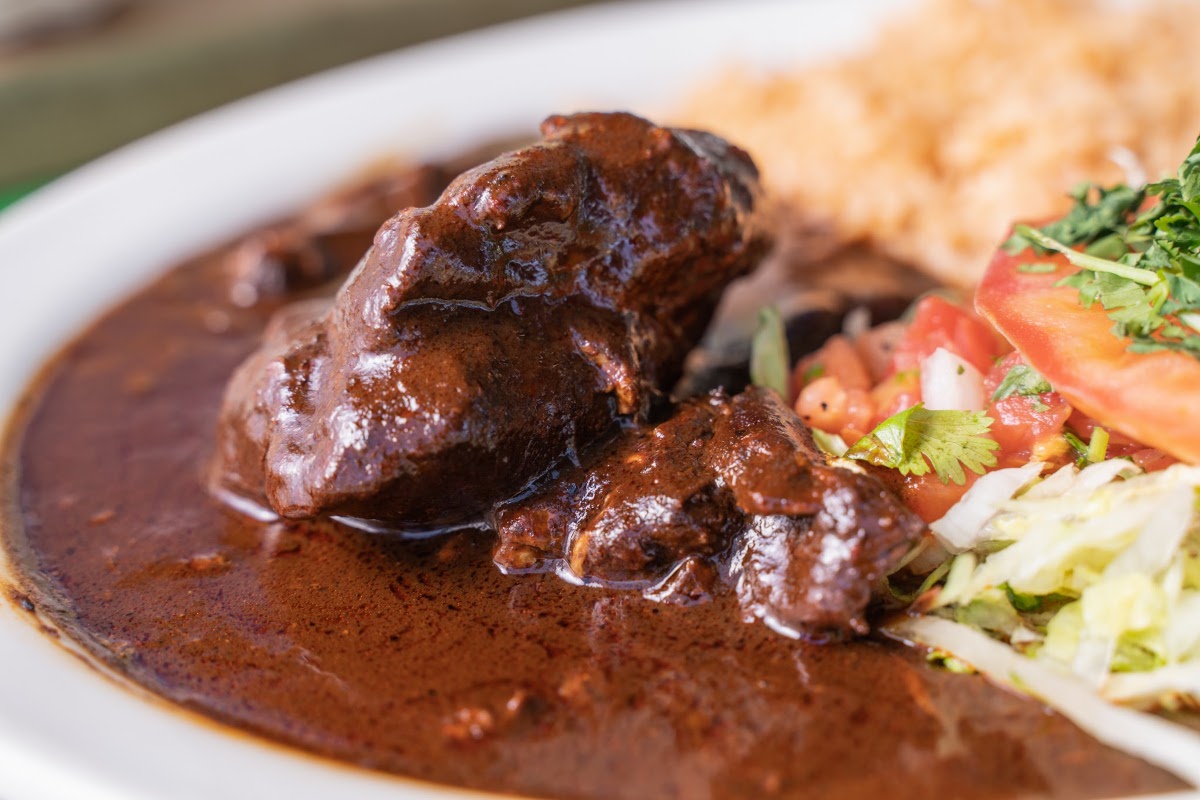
888 615 1200 788
919 347 985 411
930 462 1046 553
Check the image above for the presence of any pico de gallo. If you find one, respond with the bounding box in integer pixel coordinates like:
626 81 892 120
752 134 1200 723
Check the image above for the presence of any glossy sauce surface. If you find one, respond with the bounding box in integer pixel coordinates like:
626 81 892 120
2 179 1186 800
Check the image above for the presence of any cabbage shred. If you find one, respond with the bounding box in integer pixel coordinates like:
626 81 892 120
923 459 1200 709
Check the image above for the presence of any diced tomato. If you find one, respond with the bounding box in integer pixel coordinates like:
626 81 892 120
976 238 1200 464
894 470 980 524
980 351 1073 464
791 334 872 399
988 394 1072 464
982 351 1025 397
870 369 921 424
1132 449 1178 472
794 376 875 443
890 295 1010 377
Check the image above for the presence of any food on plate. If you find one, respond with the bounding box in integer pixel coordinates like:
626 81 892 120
979 174 1200 463
5 1 1200 797
678 0 1200 287
933 140 1200 714
781 131 1200 782
1 107 1190 798
213 112 768 528
214 112 922 640
494 386 923 640
221 157 474 307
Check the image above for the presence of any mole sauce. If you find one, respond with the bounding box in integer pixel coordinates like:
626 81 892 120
0 160 1185 800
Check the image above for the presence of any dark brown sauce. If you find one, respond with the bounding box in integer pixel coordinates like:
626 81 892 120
1 175 1186 800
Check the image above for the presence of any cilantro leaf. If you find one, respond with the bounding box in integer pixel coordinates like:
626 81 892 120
990 364 1052 405
750 306 790 398
1177 136 1200 212
1003 583 1042 613
1003 184 1143 253
1018 225 1160 286
1009 134 1200 362
801 362 825 384
844 403 1000 485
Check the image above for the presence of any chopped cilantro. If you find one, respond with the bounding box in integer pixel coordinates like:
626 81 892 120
1003 183 1144 255
750 306 790 398
1003 583 1042 613
1063 430 1090 466
1007 135 1200 360
801 362 826 384
991 364 1052 411
1062 426 1110 467
927 649 977 674
1015 261 1059 274
844 403 1000 485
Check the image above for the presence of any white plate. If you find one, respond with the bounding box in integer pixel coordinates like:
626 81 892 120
0 1 1190 799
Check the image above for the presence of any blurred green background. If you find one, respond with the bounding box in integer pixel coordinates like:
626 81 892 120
0 0 606 211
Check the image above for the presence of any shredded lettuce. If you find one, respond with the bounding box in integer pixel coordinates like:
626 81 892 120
922 460 1200 709
811 429 848 458
749 306 790 398
930 462 1045 552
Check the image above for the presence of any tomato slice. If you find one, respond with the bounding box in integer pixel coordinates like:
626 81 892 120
975 241 1200 464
